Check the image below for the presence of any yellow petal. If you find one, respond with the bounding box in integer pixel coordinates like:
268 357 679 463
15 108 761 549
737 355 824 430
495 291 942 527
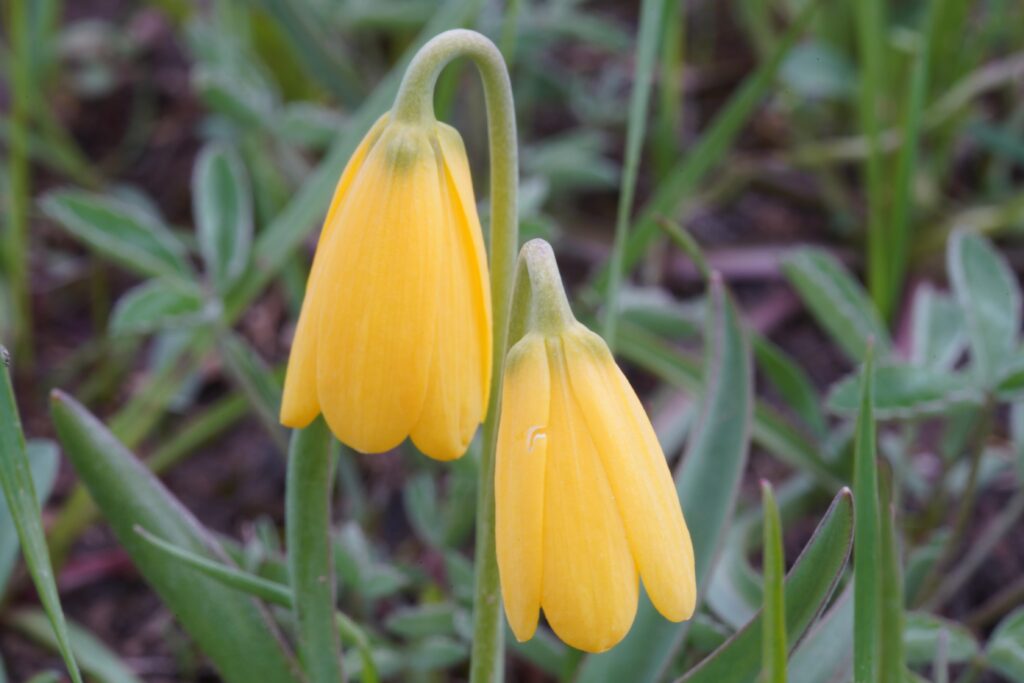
495 333 550 642
541 336 638 653
314 124 443 453
409 128 492 460
436 123 492 405
563 324 696 622
280 114 390 428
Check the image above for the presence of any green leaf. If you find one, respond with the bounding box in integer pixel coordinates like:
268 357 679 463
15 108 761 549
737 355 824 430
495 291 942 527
948 230 1022 386
779 41 855 99
0 351 83 683
590 0 823 292
41 190 191 280
853 349 880 683
385 604 458 640
987 607 1024 682
909 284 966 371
679 489 853 683
286 420 343 683
193 144 254 292
878 465 904 683
789 587 854 683
406 636 467 673
6 609 144 683
760 482 787 683
576 276 752 683
0 440 59 592
50 391 303 683
753 336 827 436
218 332 287 451
781 248 890 362
109 279 208 336
826 364 981 419
903 613 978 665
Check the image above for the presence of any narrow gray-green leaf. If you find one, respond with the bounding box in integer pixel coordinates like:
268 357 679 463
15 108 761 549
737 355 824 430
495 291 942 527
853 349 880 683
109 279 208 336
903 613 978 665
6 609 144 683
0 352 83 683
781 248 890 362
386 604 459 640
41 190 191 280
50 391 303 683
878 465 904 683
679 489 854 683
286 420 343 683
193 144 253 292
987 607 1024 682
753 336 827 436
789 587 854 683
576 276 752 683
0 440 58 592
760 482 787 683
948 229 1022 386
826 364 981 419
218 332 286 451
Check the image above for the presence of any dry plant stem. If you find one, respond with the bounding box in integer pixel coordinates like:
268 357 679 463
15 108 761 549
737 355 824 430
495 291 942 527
914 400 995 607
393 30 518 683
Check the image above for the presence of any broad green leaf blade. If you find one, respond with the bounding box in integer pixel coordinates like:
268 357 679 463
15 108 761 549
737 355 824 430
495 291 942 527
286 420 343 683
903 613 978 665
0 352 83 683
760 483 787 683
50 391 303 683
193 144 254 292
853 349 880 683
109 279 208 336
0 440 59 592
826 364 981 419
41 190 191 280
789 587 854 683
781 248 890 362
948 230 1022 386
679 489 853 683
7 609 144 683
576 276 752 683
590 0 822 291
987 607 1024 681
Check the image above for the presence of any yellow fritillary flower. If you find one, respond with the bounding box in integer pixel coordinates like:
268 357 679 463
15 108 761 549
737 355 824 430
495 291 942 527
280 113 492 461
496 241 695 653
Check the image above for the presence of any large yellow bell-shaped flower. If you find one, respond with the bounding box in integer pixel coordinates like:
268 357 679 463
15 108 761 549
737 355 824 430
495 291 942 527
495 242 695 653
280 113 492 461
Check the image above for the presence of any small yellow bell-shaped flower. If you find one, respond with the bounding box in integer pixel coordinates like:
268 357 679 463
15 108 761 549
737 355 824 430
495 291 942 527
496 240 696 653
280 113 492 461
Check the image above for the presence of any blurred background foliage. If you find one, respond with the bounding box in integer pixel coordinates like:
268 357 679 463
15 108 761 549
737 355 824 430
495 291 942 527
1 0 1024 681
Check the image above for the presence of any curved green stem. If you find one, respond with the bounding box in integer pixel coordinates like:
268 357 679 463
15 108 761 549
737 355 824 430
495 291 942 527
507 239 575 345
393 29 518 683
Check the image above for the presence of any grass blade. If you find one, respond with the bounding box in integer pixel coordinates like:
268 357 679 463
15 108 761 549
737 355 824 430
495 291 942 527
590 0 821 292
603 0 666 347
6 610 144 683
760 482 787 683
576 274 752 683
878 465 905 683
855 0 889 316
0 351 83 683
287 420 343 683
0 440 59 592
680 489 853 683
50 390 303 683
853 346 880 683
